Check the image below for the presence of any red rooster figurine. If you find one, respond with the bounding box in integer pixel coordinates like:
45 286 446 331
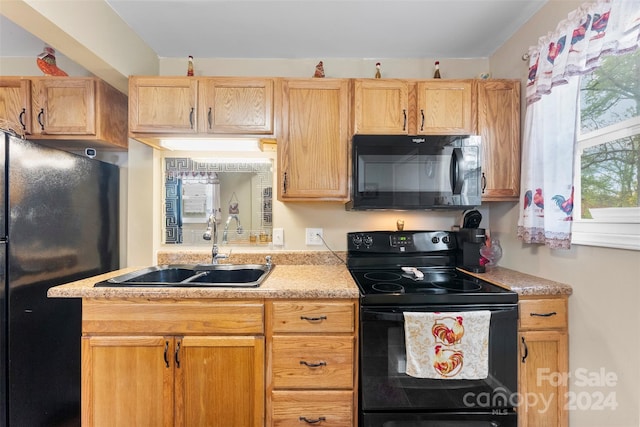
37 46 67 76
313 61 325 78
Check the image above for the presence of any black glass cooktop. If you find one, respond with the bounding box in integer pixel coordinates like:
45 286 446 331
349 268 517 305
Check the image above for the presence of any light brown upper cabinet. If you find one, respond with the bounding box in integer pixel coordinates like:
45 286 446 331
129 77 199 134
0 78 32 135
199 77 274 134
1 77 127 150
278 78 351 201
128 76 274 140
477 79 521 201
417 80 474 134
353 79 474 135
352 79 410 134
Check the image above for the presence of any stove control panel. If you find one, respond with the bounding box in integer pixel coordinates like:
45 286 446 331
348 231 457 252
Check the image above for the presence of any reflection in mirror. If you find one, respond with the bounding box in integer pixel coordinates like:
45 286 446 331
164 157 273 246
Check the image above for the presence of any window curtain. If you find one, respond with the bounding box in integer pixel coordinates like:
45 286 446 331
517 0 640 249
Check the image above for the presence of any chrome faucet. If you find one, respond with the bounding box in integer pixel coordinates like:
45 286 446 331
222 214 243 244
203 213 229 264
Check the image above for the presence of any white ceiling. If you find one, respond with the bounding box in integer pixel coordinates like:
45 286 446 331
1 0 547 60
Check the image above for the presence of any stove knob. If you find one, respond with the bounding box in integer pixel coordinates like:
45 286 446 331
442 235 450 244
352 235 363 246
431 236 440 244
363 235 373 247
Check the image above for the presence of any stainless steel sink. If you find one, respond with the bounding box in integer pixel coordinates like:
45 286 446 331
94 262 274 288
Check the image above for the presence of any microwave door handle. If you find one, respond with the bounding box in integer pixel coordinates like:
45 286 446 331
450 147 464 195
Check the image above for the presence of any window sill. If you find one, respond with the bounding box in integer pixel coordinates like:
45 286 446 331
572 220 640 251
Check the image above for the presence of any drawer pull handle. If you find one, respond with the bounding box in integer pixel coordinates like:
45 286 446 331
19 108 26 130
300 360 327 368
175 341 181 368
299 416 326 424
521 336 529 363
37 108 45 130
300 315 327 322
530 311 557 317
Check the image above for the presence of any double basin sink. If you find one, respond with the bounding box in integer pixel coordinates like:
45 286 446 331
95 261 274 288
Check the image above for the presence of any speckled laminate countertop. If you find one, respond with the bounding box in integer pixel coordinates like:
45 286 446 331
47 251 572 300
47 264 359 299
462 266 573 297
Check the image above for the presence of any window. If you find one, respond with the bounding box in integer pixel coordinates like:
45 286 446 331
573 50 640 250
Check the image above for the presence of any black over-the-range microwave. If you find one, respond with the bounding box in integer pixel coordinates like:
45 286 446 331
346 134 482 210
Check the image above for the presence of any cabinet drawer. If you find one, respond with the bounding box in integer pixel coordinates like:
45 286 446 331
83 299 264 335
270 301 355 333
271 390 353 427
271 336 354 389
519 298 568 330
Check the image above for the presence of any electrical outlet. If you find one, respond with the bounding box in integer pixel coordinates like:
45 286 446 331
272 228 284 246
305 228 323 245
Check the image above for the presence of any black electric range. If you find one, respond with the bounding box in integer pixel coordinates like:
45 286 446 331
347 230 517 306
349 230 519 427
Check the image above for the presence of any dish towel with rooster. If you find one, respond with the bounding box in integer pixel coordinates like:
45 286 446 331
403 311 491 379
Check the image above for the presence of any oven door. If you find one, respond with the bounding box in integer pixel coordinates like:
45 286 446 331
359 304 517 422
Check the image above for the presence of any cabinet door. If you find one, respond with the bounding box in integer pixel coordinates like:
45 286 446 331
175 336 264 427
82 336 174 427
129 77 198 134
200 77 274 134
32 78 95 135
416 80 474 134
519 330 569 427
353 79 409 134
278 79 350 201
478 80 521 200
0 78 31 135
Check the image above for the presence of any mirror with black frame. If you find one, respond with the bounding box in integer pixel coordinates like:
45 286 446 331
163 157 273 246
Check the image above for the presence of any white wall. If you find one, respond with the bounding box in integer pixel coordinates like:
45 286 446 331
489 2 640 426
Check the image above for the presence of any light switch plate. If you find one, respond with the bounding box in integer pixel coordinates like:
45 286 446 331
272 228 284 246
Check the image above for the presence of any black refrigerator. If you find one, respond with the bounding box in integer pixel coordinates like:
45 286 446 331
0 130 119 426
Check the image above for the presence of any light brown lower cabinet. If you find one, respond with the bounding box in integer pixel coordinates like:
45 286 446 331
518 297 569 427
81 299 265 427
266 300 358 426
80 298 359 426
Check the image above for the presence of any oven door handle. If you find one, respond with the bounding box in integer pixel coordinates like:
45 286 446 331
362 307 518 322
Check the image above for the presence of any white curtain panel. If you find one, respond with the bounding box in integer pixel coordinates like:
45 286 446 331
517 0 640 249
